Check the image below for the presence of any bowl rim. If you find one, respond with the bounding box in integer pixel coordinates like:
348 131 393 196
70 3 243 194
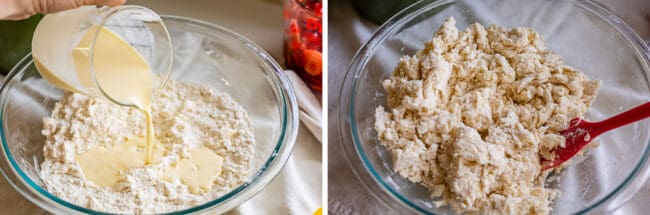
338 0 650 214
0 15 299 214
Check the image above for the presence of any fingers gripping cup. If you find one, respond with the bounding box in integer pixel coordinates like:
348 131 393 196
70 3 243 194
31 5 173 107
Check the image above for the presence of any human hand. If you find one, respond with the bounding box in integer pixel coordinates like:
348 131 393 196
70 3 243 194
0 0 125 20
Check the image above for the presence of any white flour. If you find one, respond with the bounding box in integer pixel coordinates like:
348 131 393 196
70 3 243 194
39 80 255 214
375 17 600 214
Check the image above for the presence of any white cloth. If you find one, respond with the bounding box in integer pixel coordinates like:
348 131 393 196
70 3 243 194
328 0 650 214
285 70 323 143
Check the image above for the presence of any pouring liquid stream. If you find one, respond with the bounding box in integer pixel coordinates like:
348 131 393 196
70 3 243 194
70 26 160 184
77 27 158 164
34 26 223 193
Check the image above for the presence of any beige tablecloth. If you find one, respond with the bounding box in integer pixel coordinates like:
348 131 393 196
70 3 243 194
328 0 650 214
0 0 322 214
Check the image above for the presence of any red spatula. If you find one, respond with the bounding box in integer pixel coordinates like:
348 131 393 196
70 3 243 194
540 102 650 171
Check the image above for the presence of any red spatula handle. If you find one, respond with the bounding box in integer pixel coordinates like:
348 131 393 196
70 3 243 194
590 102 650 137
541 102 650 171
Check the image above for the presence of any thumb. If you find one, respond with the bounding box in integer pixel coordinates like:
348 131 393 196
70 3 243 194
31 0 126 14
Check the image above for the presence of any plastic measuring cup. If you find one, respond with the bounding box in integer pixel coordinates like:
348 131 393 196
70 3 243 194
31 5 173 106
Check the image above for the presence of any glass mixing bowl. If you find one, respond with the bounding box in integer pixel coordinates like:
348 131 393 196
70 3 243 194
0 16 298 214
338 0 650 214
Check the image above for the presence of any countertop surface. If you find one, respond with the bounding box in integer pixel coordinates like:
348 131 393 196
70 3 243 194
0 0 321 214
328 0 650 214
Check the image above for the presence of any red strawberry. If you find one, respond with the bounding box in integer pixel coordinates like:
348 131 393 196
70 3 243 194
304 16 320 32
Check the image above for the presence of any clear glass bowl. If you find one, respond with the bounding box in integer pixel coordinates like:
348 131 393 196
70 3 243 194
0 16 299 214
338 0 650 214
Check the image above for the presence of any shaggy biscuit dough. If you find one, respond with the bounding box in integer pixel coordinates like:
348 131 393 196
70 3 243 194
374 17 600 214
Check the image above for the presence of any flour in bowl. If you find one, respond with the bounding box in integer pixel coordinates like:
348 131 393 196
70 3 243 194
374 17 600 214
39 80 255 214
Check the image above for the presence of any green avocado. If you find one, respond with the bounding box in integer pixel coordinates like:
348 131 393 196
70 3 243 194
0 14 43 75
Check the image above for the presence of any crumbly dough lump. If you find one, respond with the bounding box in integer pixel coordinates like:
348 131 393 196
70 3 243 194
374 17 600 214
